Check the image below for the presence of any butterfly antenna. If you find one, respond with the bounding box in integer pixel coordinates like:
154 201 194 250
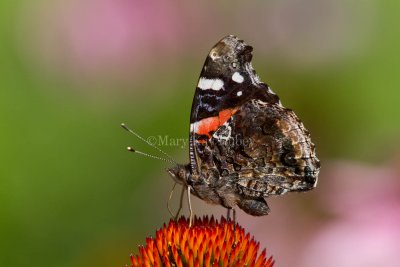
121 123 177 164
126 146 175 164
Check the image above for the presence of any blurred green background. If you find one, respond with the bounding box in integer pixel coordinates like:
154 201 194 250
1 0 400 266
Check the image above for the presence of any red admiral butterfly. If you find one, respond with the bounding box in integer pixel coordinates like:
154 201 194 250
167 35 320 218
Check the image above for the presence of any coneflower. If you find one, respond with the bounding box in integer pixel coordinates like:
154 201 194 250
129 216 274 267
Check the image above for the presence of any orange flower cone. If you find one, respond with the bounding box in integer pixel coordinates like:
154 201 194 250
129 216 274 267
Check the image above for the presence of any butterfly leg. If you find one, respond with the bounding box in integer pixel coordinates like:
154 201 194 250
226 208 236 223
167 183 177 218
187 186 193 227
232 208 237 240
174 186 185 220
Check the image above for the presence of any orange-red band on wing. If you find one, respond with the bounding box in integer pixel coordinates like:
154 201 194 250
194 108 238 138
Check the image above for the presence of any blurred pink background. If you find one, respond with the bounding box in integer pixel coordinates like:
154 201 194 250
2 0 399 266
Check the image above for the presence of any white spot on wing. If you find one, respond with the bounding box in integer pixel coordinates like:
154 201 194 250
232 72 244 83
267 87 276 95
198 77 224 91
212 122 232 142
209 49 219 60
237 91 243 96
190 122 199 133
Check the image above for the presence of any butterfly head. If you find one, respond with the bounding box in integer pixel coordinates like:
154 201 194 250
167 164 192 186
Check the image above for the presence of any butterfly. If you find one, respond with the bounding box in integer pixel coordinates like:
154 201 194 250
166 35 320 220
